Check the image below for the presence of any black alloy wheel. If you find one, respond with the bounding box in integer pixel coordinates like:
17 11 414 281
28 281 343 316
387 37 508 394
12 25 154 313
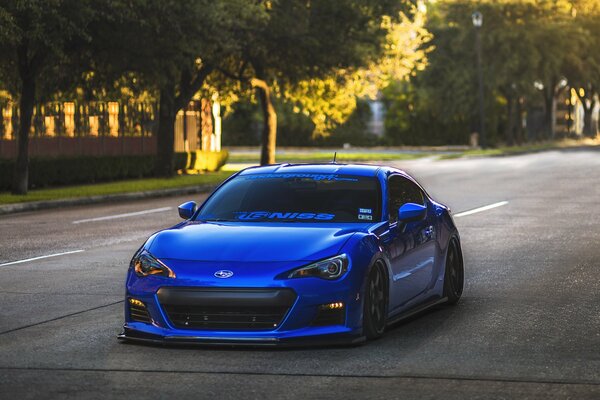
444 239 464 304
363 260 388 339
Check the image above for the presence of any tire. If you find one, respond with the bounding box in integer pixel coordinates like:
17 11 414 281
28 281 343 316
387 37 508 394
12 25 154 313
443 239 464 305
363 260 388 340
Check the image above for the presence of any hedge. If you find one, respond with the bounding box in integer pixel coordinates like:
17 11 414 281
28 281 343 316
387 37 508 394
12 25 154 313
0 153 189 191
186 150 229 172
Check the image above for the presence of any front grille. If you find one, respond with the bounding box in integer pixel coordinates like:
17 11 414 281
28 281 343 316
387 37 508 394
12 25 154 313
129 301 151 323
311 307 346 326
163 304 289 330
157 287 296 331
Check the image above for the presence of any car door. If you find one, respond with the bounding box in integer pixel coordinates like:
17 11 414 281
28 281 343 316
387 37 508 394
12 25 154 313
383 175 437 312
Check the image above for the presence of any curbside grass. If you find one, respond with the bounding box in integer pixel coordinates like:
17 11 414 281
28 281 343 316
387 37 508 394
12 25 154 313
438 139 600 160
0 171 234 205
228 152 432 163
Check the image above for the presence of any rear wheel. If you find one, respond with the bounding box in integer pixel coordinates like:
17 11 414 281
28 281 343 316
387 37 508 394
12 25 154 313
363 260 388 340
444 239 464 304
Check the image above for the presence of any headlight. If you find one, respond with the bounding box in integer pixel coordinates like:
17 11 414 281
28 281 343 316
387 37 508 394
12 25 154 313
131 250 176 278
288 254 348 280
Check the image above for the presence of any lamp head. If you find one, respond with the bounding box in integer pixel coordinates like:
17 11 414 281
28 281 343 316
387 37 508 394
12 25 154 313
472 11 483 27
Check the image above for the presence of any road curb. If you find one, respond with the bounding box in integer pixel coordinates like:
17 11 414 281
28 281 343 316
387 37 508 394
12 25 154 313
0 185 216 216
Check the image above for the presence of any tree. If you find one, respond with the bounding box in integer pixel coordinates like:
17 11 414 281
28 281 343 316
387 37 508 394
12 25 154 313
566 1 600 137
220 0 409 165
415 0 488 141
0 0 94 194
284 3 432 139
530 2 580 139
410 0 593 144
91 0 267 177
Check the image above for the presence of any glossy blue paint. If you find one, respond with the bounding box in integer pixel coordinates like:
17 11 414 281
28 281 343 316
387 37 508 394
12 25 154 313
177 201 197 220
398 203 427 222
121 163 460 345
148 222 360 262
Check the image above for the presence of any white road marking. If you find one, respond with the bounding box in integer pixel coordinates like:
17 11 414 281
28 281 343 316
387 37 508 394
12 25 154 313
72 206 172 224
453 201 509 218
0 250 85 267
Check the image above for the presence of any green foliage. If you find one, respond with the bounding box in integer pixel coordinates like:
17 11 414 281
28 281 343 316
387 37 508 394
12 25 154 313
222 101 261 146
282 3 431 135
275 102 316 146
317 100 382 147
222 99 316 146
0 154 189 191
383 0 600 145
222 98 378 147
0 0 96 98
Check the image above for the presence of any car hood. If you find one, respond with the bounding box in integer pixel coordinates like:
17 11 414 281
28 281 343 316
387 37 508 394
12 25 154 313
148 221 364 262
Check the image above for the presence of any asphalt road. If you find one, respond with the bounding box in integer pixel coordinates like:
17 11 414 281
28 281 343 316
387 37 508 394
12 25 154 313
1 149 599 399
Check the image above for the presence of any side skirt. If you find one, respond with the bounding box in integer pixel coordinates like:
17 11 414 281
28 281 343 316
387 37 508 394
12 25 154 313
385 296 448 327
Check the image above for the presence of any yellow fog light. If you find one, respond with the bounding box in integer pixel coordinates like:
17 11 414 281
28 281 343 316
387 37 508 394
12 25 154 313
321 302 344 310
129 298 145 307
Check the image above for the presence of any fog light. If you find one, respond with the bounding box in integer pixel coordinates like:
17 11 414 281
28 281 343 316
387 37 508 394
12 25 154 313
312 302 346 326
128 298 151 323
320 302 344 310
129 298 145 307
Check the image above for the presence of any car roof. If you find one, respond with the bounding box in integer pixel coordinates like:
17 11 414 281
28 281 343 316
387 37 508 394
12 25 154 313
237 163 390 177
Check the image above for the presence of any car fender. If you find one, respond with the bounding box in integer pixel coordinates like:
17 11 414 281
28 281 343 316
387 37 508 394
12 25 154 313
340 231 391 320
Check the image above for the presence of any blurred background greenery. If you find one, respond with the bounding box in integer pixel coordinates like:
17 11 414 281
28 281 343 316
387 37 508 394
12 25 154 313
1 0 599 194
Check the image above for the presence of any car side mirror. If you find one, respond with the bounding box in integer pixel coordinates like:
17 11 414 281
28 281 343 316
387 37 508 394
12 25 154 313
178 201 197 220
398 203 426 223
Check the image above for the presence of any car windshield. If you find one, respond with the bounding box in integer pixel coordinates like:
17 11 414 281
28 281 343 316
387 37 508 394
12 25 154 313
196 173 381 223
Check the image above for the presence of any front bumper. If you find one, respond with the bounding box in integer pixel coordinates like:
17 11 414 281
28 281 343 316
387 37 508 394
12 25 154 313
118 326 365 347
121 270 365 346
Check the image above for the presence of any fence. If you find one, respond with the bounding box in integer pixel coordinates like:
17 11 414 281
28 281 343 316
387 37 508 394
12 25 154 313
0 98 220 159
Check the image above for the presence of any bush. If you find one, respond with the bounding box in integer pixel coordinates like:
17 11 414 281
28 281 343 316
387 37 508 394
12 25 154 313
0 153 190 191
188 150 229 172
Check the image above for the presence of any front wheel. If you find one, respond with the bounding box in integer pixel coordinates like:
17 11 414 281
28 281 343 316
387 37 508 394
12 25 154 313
443 239 464 304
363 260 388 340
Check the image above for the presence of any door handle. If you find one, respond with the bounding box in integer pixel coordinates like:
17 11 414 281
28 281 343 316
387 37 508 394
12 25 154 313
424 226 434 238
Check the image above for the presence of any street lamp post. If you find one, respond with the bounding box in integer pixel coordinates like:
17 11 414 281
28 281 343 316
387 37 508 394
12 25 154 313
472 11 486 149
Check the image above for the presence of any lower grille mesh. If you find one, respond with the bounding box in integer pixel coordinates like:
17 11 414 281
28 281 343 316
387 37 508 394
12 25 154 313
163 305 289 330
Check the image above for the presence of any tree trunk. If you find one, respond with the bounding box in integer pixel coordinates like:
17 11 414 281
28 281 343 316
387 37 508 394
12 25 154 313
155 86 177 177
515 97 525 144
154 66 213 177
542 89 555 140
504 94 516 146
582 103 594 138
251 76 276 165
592 98 599 138
12 71 35 194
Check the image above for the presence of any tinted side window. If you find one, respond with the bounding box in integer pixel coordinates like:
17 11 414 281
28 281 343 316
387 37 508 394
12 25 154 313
388 175 425 222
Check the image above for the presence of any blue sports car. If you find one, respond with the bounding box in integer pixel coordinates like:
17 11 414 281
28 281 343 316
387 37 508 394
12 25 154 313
119 163 464 346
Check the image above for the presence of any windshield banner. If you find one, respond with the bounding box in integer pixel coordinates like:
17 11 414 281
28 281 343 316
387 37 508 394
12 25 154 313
234 211 335 221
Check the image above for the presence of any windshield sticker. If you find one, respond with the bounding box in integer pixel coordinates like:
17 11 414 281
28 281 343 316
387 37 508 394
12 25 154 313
359 208 372 214
358 214 373 221
244 173 358 182
234 211 335 221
